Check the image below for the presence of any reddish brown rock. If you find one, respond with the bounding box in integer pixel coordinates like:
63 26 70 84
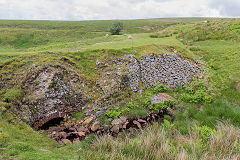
122 121 129 129
90 122 101 132
77 126 86 132
78 131 86 137
138 119 147 123
133 120 141 129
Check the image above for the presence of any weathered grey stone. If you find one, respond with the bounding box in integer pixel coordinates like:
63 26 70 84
151 93 174 105
96 110 105 117
112 117 126 126
126 53 204 91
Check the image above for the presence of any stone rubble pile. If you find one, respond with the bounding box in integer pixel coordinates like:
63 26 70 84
49 108 174 144
126 55 140 92
127 53 204 91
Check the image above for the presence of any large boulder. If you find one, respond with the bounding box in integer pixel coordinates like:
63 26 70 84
151 93 174 105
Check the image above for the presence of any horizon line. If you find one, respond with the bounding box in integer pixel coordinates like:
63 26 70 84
0 16 239 22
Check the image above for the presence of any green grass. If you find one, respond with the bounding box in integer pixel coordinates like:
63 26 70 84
0 117 99 160
177 20 240 44
193 40 240 88
2 89 24 104
1 18 240 160
23 33 183 53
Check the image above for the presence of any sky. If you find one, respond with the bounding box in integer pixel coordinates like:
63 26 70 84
0 0 239 20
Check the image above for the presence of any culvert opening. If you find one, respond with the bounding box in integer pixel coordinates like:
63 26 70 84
39 117 64 130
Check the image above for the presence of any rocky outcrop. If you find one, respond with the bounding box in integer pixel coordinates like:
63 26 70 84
18 52 204 132
22 65 87 130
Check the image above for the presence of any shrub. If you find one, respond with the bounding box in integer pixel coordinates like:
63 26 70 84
153 83 169 94
193 125 216 151
110 22 123 35
127 102 135 109
3 89 24 104
143 97 151 107
194 125 216 141
180 80 214 104
106 107 122 119
123 102 148 118
148 100 176 111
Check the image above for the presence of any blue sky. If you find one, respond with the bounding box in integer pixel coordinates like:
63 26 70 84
0 0 239 20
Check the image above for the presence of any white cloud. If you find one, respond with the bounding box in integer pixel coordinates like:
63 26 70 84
0 0 238 20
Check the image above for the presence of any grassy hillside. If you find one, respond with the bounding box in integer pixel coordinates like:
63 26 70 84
1 18 240 160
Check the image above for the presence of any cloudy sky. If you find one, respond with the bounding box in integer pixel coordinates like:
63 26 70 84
0 0 239 20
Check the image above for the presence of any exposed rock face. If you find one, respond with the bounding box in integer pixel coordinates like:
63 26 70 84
96 57 129 94
23 65 87 130
18 53 204 131
127 53 204 91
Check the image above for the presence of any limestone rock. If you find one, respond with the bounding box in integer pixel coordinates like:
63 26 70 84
96 110 105 117
82 117 94 127
111 125 120 133
151 93 173 105
126 53 204 91
112 117 127 126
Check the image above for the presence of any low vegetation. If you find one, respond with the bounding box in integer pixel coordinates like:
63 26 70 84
1 18 240 159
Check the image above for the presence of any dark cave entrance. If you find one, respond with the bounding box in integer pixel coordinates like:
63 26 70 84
39 117 64 130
